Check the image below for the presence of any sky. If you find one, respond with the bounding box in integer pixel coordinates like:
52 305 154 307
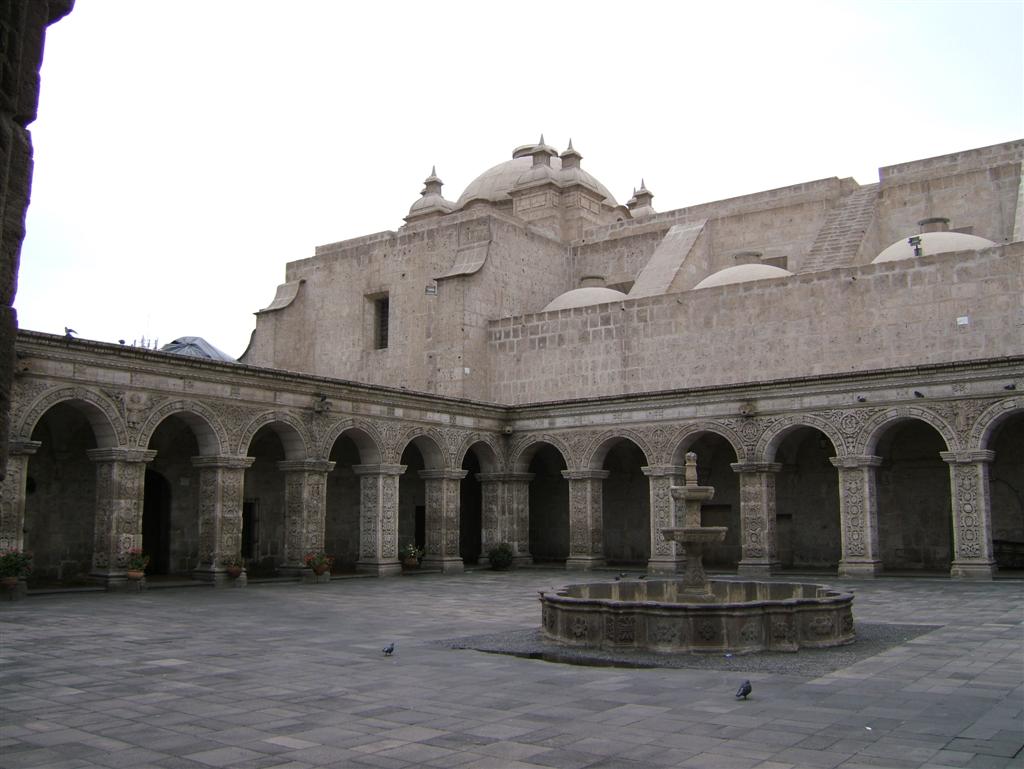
14 0 1024 359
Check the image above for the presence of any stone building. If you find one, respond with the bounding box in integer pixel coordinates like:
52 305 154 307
3 136 1022 587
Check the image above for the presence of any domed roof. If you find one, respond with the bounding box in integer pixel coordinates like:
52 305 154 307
456 155 618 209
543 286 628 312
160 336 236 362
693 263 793 290
873 231 995 263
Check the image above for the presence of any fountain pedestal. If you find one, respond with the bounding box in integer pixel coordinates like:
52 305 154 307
662 453 724 600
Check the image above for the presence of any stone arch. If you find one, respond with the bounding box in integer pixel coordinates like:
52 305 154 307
319 418 384 464
136 398 227 456
396 430 446 470
759 414 845 463
970 397 1023 450
509 433 572 473
457 434 501 472
668 422 746 465
237 411 310 459
15 386 126 447
583 429 652 470
859 407 958 456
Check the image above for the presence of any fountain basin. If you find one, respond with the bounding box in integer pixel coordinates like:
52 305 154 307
540 579 854 654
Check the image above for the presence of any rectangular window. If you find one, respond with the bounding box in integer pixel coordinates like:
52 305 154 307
374 295 389 349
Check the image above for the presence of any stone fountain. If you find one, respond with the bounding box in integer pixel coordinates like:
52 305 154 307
539 453 855 654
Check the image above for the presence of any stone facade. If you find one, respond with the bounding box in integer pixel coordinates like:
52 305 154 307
3 137 1022 585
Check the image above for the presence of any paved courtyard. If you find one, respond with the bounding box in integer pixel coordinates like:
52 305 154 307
1 570 1021 769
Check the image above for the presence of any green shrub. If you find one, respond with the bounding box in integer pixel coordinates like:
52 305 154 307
487 543 514 571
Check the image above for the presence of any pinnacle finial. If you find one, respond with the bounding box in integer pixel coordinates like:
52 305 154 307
567 138 574 151
431 165 437 176
538 133 545 146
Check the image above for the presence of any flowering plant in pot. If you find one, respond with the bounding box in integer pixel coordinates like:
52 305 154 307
125 548 149 577
400 543 423 568
222 556 243 578
303 551 334 575
0 549 32 585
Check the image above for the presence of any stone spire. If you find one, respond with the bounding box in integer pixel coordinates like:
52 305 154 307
626 179 656 219
404 166 454 224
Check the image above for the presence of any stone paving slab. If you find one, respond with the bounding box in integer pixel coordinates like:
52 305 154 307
0 571 1021 769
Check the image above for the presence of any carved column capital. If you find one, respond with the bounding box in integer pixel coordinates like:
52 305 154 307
86 448 157 464
940 450 996 465
561 469 610 481
353 463 406 477
7 440 41 456
476 472 534 483
642 465 683 478
191 454 255 470
829 455 883 469
419 469 469 481
730 462 782 475
277 459 336 474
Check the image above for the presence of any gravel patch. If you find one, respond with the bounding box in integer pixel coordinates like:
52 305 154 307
432 621 940 676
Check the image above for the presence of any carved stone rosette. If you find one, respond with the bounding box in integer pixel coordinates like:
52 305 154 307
353 463 404 576
419 469 467 573
730 462 782 576
562 469 609 570
643 465 683 574
829 455 883 577
87 447 157 586
277 459 335 574
0 440 40 552
941 450 996 579
191 455 254 583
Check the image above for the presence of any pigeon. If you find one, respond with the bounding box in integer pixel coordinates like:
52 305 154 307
64 327 77 338
382 642 395 656
735 680 752 700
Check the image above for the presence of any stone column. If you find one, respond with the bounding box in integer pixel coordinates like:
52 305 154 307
278 459 335 575
941 450 997 579
0 440 40 552
191 455 254 584
87 447 157 587
562 469 609 570
643 465 684 574
730 462 782 576
475 472 502 567
829 455 883 577
504 472 535 565
420 469 468 573
353 463 404 576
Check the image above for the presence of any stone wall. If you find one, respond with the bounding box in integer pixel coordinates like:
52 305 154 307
487 243 1023 405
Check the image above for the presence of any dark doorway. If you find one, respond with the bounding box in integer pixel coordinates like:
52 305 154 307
142 469 172 574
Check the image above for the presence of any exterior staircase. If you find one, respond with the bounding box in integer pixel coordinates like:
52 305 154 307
802 183 879 272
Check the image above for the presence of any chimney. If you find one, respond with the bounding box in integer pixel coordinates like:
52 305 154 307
918 217 950 233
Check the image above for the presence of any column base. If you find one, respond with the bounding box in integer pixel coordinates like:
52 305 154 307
302 571 331 584
646 557 684 575
565 555 606 571
512 554 534 567
357 560 402 577
421 556 464 574
737 560 779 577
950 560 996 580
838 560 882 578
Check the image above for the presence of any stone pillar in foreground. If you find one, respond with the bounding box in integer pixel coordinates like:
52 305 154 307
562 469 609 570
353 463 404 576
730 462 782 576
87 447 156 587
0 439 40 551
504 472 535 566
420 469 467 573
643 465 684 574
829 455 883 577
941 450 996 580
192 455 254 584
278 459 335 575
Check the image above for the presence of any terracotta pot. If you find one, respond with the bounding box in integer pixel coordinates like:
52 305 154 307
226 566 242 578
312 565 329 576
126 570 145 580
402 557 419 569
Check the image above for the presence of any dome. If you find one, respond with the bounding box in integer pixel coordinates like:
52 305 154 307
693 264 793 290
543 286 628 312
160 336 235 362
456 155 618 209
873 231 995 263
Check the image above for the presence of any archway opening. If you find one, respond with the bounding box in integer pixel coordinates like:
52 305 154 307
460 451 482 564
876 420 951 573
25 403 97 586
683 433 740 570
774 428 840 571
326 434 362 573
601 440 650 565
399 443 426 555
528 444 569 563
244 425 287 575
145 414 201 576
989 412 1024 571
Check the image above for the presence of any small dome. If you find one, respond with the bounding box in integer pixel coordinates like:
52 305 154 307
543 286 628 312
160 336 235 362
693 264 793 290
457 155 618 209
873 232 995 263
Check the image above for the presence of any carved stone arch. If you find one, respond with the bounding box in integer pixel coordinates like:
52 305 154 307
135 398 228 456
858 406 959 455
758 413 846 463
319 417 385 464
393 426 446 469
15 386 126 447
970 397 1023 450
509 433 573 472
455 432 503 473
237 410 311 459
582 429 653 470
667 421 747 464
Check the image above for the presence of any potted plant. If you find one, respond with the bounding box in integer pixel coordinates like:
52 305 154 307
125 548 149 579
0 549 32 587
487 542 514 571
400 543 423 569
222 556 243 579
303 551 334 576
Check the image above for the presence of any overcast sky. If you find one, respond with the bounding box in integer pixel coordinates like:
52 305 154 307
14 0 1023 359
